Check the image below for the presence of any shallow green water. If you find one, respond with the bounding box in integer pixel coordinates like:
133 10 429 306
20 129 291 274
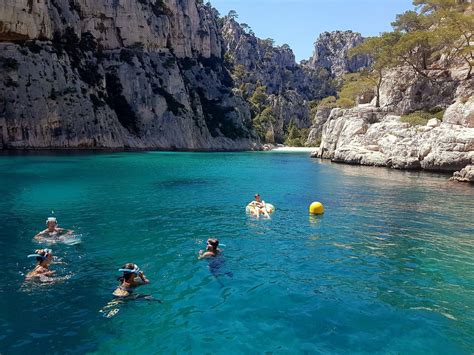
0 151 473 354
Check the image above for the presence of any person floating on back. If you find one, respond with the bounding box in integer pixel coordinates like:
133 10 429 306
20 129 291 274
249 193 271 219
34 217 74 241
198 238 221 259
26 248 55 281
113 263 150 298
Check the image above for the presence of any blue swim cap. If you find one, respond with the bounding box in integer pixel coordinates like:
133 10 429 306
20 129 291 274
118 264 140 275
27 248 52 260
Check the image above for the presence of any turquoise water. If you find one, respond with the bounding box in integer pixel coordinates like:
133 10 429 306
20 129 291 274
0 151 473 354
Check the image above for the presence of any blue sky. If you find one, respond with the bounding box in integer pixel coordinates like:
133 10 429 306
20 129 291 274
210 0 415 62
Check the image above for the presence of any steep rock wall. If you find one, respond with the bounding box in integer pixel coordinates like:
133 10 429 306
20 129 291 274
0 0 254 149
308 31 371 78
221 18 334 143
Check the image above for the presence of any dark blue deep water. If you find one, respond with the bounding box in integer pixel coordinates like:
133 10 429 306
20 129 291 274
0 151 473 354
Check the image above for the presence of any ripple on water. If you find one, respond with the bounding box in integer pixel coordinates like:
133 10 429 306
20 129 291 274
0 152 473 353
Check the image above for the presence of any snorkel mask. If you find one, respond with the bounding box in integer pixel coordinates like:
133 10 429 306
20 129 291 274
118 264 141 275
27 248 52 261
46 217 58 226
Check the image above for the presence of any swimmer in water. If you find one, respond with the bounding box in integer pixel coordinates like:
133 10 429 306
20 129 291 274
250 194 270 219
34 217 74 241
25 248 55 281
100 264 157 318
113 263 150 298
198 238 221 259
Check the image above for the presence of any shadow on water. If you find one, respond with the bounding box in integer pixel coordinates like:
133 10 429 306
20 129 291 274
153 178 213 188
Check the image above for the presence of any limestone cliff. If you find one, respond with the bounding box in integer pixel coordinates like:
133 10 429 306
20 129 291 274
311 104 473 171
310 65 474 174
306 23 474 178
221 18 335 143
308 31 371 78
0 0 254 149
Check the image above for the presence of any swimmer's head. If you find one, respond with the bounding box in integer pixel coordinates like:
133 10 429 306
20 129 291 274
28 248 53 263
254 194 261 201
46 217 58 228
118 263 140 280
206 238 219 251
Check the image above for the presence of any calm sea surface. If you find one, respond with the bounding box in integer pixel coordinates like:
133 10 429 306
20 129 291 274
0 151 472 354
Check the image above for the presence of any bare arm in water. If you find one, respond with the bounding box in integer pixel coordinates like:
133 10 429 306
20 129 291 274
137 272 150 284
198 249 221 259
198 251 215 259
34 229 49 239
34 227 74 240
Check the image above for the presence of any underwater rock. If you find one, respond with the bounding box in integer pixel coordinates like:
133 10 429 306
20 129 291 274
451 165 474 183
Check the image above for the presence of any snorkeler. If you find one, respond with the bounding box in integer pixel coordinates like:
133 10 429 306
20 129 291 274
34 217 74 241
25 248 55 281
199 239 232 286
100 264 156 318
113 263 150 298
250 194 271 219
198 238 221 259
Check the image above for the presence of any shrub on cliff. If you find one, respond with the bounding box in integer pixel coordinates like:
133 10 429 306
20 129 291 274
335 98 356 109
318 96 337 109
253 106 276 143
249 85 268 112
401 108 444 126
337 72 374 107
284 121 311 147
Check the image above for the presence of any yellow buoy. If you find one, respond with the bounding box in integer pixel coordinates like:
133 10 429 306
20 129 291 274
309 201 324 215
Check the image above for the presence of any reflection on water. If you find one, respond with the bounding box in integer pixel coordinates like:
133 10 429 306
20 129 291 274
319 158 470 191
0 152 472 353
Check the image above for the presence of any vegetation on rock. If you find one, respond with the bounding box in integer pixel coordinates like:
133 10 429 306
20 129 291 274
222 12 336 145
349 0 472 106
314 0 472 113
401 108 445 126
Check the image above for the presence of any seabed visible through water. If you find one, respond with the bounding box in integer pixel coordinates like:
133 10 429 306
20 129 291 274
0 151 472 353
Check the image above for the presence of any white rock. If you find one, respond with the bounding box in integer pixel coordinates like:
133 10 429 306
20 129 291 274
451 165 474 183
427 118 441 127
312 105 474 172
443 97 474 128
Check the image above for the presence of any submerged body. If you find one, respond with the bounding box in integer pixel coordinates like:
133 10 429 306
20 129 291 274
25 249 55 282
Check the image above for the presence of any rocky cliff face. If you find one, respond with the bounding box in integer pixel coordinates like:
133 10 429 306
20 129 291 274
311 104 473 172
308 31 371 78
0 0 254 149
305 30 372 147
378 66 464 115
308 34 474 177
221 18 335 143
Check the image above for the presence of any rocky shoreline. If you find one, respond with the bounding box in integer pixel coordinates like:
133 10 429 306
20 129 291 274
309 102 473 181
451 165 474 183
